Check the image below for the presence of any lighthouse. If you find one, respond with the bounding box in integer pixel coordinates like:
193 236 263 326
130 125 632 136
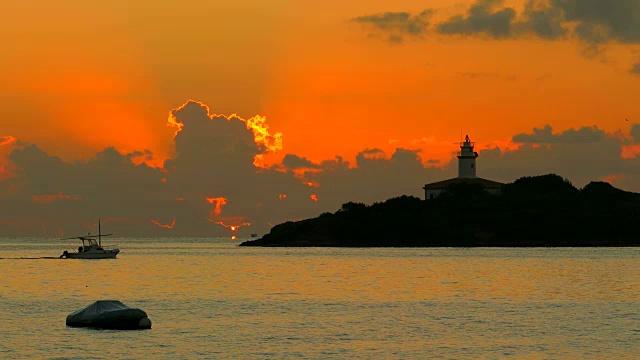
422 134 503 200
457 134 478 179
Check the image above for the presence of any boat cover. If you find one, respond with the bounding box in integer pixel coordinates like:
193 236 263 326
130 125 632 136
66 300 151 329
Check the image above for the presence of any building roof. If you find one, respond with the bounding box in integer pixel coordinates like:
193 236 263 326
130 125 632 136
423 177 505 190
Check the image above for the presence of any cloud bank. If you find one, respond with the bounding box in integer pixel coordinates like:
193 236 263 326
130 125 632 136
351 0 640 65
1 101 639 237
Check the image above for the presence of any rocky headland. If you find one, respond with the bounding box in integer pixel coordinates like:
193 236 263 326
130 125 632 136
240 174 640 247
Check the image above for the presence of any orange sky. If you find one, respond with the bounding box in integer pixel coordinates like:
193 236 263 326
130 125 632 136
1 0 639 168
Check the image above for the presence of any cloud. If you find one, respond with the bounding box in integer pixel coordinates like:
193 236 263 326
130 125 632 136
350 10 433 43
430 0 569 40
480 124 640 192
519 0 568 39
161 101 314 234
352 0 639 53
631 62 640 75
553 0 640 44
163 100 286 197
0 100 307 237
512 124 607 144
437 0 517 38
7 145 166 202
480 138 627 187
281 154 322 170
303 147 453 210
631 123 640 141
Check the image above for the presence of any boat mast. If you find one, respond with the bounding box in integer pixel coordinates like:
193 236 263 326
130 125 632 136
98 218 101 247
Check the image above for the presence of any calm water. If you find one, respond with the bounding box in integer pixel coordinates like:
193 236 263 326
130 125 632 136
0 238 637 359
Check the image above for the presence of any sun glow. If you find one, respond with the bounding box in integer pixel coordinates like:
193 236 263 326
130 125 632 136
205 197 228 217
0 136 15 147
209 220 251 231
151 218 176 229
0 136 17 180
32 193 82 204
600 174 626 184
621 144 640 159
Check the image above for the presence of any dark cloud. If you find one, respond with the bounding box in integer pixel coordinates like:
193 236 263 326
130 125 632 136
631 123 640 141
512 124 606 144
305 148 453 210
631 62 640 74
480 123 640 191
0 101 312 237
480 137 626 187
318 156 351 172
8 146 163 200
553 0 640 44
358 148 385 156
4 145 169 226
434 0 570 40
161 101 315 234
519 0 568 39
281 154 322 170
350 10 433 43
352 0 640 60
437 0 517 38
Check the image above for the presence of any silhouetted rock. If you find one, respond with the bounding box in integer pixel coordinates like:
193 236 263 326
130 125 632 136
240 174 640 247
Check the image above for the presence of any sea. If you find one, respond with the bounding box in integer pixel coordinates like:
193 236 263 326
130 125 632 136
0 237 637 359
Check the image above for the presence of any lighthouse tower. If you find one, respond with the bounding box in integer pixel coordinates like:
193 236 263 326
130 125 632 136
457 135 478 178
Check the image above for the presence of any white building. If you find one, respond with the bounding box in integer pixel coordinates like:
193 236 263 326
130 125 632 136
423 135 504 200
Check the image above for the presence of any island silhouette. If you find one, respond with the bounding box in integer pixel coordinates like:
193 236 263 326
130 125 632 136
240 174 640 247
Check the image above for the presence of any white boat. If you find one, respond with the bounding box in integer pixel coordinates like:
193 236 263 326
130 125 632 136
60 219 120 259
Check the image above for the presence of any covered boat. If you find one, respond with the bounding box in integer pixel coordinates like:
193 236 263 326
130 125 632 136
66 300 152 330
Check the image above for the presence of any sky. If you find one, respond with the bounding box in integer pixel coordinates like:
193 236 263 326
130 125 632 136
1 0 639 237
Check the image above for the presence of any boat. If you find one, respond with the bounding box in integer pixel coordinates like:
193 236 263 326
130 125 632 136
60 219 120 259
66 300 151 330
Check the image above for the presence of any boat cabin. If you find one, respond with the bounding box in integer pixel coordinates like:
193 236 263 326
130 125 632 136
78 237 103 252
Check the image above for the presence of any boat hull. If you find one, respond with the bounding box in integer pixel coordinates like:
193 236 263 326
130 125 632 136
64 249 119 259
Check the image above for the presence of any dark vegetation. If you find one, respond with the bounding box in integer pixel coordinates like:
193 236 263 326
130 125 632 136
240 174 640 247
